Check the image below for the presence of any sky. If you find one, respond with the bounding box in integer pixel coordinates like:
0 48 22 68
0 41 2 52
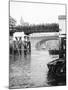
10 1 65 25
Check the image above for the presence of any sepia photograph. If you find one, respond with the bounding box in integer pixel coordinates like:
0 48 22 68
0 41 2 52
9 1 66 89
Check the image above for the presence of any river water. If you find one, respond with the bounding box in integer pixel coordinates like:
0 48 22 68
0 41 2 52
9 36 59 89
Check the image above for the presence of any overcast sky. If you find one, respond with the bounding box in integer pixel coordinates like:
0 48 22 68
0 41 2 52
10 1 65 25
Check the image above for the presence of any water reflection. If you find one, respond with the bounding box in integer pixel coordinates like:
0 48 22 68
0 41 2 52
10 49 52 89
9 37 60 88
9 54 31 88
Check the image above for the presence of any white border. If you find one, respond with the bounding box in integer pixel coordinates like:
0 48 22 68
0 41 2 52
0 0 68 90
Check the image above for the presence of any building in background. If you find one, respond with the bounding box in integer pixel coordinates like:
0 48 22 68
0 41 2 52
9 16 16 31
58 15 66 34
9 16 17 36
20 16 29 26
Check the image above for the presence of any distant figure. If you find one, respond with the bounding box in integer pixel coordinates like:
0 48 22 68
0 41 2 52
14 37 19 55
18 37 23 55
23 36 28 56
27 36 31 53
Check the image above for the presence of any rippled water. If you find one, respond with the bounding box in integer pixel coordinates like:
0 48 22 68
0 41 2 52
9 37 59 89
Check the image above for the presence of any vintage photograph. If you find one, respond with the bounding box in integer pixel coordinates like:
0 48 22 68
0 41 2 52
9 1 66 89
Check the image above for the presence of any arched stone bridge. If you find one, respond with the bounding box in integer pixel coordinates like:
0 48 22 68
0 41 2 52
30 35 59 50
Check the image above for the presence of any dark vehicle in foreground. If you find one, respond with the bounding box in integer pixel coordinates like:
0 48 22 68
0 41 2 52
47 58 66 78
47 34 66 84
